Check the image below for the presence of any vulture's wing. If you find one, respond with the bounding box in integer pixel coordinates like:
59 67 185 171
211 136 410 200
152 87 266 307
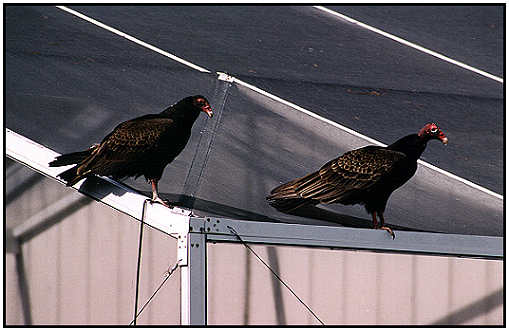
292 146 407 204
76 117 176 176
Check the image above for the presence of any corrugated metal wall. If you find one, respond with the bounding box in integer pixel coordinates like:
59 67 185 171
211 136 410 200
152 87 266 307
207 243 502 325
6 161 181 325
5 160 503 325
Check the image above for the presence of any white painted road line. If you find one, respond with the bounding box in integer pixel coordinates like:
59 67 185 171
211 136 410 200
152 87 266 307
56 6 211 73
229 74 384 147
55 6 503 200
314 6 504 84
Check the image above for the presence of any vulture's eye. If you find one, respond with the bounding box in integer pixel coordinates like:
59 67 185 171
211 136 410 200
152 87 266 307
430 127 438 134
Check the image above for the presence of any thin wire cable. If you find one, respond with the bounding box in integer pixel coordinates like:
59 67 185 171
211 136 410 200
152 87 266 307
226 225 325 325
129 259 182 325
132 200 150 326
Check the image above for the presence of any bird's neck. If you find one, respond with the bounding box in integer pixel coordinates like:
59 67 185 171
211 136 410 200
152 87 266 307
161 105 200 125
387 134 427 160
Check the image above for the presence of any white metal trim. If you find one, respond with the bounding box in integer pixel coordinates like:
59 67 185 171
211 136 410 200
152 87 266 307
6 128 191 244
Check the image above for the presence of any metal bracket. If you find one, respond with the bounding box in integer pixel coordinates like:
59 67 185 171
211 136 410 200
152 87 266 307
181 218 207 325
141 203 193 266
216 71 234 82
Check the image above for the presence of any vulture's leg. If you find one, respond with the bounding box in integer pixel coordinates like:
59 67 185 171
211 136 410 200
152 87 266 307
378 212 395 240
149 179 171 208
371 212 379 228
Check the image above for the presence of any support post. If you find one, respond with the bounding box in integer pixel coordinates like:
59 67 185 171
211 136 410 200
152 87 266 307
180 231 207 325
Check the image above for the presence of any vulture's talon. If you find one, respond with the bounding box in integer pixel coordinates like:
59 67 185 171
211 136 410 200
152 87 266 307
380 226 395 240
151 197 173 208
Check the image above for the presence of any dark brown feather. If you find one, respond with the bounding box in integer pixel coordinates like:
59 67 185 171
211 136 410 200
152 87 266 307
267 146 408 213
49 95 211 187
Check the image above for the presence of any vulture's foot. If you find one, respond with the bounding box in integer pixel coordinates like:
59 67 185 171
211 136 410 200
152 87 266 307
150 197 173 208
379 226 395 240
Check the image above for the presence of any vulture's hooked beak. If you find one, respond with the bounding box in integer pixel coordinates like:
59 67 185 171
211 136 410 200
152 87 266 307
439 132 448 145
202 105 214 118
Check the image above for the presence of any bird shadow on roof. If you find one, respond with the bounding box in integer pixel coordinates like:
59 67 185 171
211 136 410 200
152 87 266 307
275 205 434 233
146 190 431 233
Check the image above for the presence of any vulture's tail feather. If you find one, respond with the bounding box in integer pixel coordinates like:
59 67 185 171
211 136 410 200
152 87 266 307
266 171 321 212
266 197 314 213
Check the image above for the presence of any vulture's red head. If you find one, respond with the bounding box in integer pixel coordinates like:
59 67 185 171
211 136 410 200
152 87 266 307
418 123 448 145
192 95 214 118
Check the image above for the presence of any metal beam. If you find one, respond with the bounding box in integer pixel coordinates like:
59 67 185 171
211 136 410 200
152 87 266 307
194 217 503 259
180 231 207 325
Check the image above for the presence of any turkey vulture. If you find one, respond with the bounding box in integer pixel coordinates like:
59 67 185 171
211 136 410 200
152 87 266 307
266 123 448 239
49 95 213 207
